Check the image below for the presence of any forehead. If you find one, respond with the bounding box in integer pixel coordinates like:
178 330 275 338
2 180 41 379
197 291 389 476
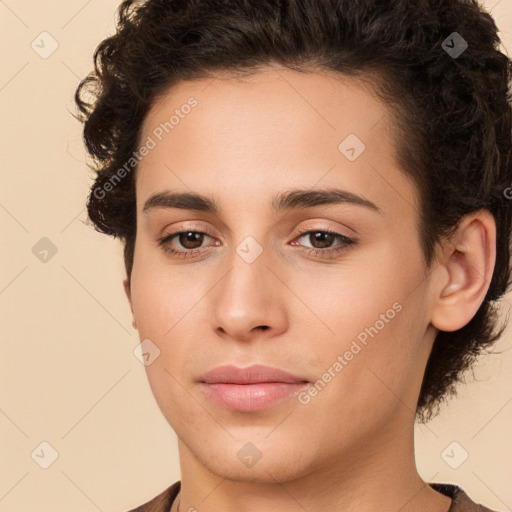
135 66 419 220
140 66 390 153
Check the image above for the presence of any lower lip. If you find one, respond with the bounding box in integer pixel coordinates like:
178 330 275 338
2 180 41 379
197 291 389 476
199 382 309 411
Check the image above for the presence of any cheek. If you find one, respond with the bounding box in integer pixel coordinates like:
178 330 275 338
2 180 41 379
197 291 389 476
129 259 207 385
130 258 199 338
290 254 409 342
293 244 427 390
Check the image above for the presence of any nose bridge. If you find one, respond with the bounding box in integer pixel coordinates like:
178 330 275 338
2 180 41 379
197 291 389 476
210 232 286 339
218 235 271 312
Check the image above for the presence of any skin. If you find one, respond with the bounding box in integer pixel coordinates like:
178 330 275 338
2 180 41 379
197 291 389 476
123 65 496 512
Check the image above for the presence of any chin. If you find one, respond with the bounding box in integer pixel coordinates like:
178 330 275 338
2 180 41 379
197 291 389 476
202 456 310 484
185 435 316 484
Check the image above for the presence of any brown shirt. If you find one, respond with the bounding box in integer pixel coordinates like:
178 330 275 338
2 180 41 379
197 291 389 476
125 480 499 512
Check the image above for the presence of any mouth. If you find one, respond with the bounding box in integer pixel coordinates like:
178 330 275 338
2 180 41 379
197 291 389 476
198 364 310 412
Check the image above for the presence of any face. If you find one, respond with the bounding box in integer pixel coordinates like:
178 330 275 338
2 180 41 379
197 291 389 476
125 66 438 483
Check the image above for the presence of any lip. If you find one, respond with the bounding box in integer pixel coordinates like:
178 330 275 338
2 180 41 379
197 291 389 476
200 364 308 384
199 364 310 412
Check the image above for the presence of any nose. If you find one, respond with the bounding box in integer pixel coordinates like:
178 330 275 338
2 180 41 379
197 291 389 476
210 249 288 343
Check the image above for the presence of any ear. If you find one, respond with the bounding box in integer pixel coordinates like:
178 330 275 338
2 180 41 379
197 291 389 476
430 209 496 332
123 278 137 329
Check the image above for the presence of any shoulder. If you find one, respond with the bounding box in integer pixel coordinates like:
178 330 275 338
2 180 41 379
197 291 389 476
123 480 181 512
430 482 500 512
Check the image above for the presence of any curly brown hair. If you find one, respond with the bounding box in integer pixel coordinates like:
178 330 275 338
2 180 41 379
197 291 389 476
74 0 512 423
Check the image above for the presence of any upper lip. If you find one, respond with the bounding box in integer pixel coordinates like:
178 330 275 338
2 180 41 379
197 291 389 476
200 364 309 384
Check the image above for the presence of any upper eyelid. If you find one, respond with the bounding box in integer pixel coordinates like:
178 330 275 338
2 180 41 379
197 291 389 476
160 226 355 247
161 225 351 238
160 218 355 237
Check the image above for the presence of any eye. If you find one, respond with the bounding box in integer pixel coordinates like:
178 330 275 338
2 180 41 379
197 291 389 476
291 228 356 258
157 229 219 259
157 226 356 260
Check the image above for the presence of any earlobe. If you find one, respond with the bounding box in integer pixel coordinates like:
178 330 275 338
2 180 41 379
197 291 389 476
123 278 132 306
430 210 496 332
123 278 137 330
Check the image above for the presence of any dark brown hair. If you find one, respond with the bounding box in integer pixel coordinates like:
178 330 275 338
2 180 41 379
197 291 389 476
74 0 512 422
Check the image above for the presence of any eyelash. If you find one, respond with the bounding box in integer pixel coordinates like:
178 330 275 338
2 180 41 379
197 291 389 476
157 225 356 260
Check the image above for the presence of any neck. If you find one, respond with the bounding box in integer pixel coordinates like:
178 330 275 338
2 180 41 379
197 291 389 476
174 413 451 512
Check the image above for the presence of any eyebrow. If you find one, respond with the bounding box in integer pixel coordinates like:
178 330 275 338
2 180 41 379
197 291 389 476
142 188 382 215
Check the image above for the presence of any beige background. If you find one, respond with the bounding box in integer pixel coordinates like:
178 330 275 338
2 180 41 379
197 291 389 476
0 1 511 511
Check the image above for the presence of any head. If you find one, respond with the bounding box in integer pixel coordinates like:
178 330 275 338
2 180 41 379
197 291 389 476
75 0 511 482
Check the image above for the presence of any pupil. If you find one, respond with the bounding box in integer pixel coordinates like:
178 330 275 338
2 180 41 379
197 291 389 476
177 231 335 250
312 232 333 248
181 232 202 249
